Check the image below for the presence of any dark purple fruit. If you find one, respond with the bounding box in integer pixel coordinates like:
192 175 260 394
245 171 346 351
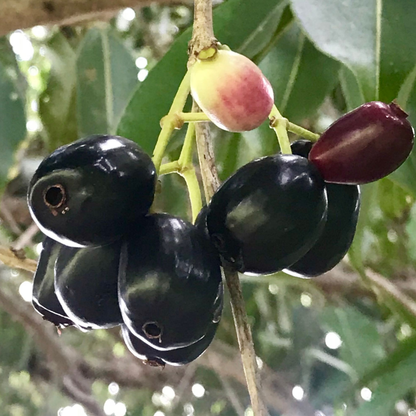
28 135 156 247
206 154 328 275
32 237 74 328
309 101 414 184
285 140 360 277
54 241 123 329
122 320 219 367
118 213 222 351
121 284 222 366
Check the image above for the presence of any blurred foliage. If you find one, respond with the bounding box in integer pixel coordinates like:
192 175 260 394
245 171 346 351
1 0 416 416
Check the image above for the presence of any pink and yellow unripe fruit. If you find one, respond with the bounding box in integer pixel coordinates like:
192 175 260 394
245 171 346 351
189 49 274 132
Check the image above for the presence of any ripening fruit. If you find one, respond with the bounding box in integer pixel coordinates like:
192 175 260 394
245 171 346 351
190 49 274 132
28 135 156 247
206 154 328 275
118 213 223 351
309 101 414 184
285 140 360 277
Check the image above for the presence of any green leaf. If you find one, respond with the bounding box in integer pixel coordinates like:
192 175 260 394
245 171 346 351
0 41 26 187
388 63 416 195
259 22 340 123
357 333 416 388
116 0 288 154
76 27 137 137
290 0 416 102
353 347 416 416
406 204 416 264
348 183 377 275
39 31 78 150
339 65 365 111
320 306 384 378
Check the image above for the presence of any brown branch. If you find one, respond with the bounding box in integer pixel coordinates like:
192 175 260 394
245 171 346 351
0 0 190 37
0 245 37 273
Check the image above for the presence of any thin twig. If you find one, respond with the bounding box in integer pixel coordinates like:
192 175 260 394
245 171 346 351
12 222 39 251
0 245 37 273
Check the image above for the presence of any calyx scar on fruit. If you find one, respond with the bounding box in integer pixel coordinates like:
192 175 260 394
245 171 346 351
190 49 274 132
28 135 156 247
309 101 414 184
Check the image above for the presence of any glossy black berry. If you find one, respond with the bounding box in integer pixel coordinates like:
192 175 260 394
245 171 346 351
309 101 414 184
285 140 360 277
206 154 328 274
122 320 220 367
32 237 74 328
54 241 123 329
118 213 223 351
121 284 222 366
28 135 156 247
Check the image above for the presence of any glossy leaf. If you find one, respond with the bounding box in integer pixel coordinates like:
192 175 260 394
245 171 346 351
39 31 78 150
0 40 26 188
76 28 137 137
260 22 340 123
116 0 288 154
290 0 416 102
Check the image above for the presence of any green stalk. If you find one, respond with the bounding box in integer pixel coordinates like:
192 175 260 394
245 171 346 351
269 105 292 154
152 72 191 172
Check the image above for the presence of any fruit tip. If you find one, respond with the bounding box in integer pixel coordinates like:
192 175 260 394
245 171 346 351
389 100 409 119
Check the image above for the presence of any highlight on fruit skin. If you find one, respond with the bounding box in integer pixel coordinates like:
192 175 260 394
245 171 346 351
309 101 415 184
189 49 274 132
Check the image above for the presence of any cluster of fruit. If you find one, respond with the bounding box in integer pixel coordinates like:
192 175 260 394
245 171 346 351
28 135 224 367
196 101 414 277
27 93 414 368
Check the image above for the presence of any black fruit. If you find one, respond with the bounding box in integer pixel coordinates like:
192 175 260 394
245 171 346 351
122 283 222 366
54 241 123 329
122 320 220 367
118 213 223 350
206 154 328 274
285 140 360 277
309 101 414 184
28 135 156 247
32 237 74 328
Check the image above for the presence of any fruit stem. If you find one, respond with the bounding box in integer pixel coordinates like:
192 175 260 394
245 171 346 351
152 71 191 172
178 122 203 221
178 121 196 168
159 161 180 176
269 105 292 154
287 122 320 142
181 169 202 222
179 112 211 122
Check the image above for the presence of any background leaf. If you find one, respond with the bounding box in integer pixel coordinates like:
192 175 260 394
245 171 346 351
0 40 26 187
76 27 137 137
38 32 78 150
260 21 340 123
290 0 416 102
